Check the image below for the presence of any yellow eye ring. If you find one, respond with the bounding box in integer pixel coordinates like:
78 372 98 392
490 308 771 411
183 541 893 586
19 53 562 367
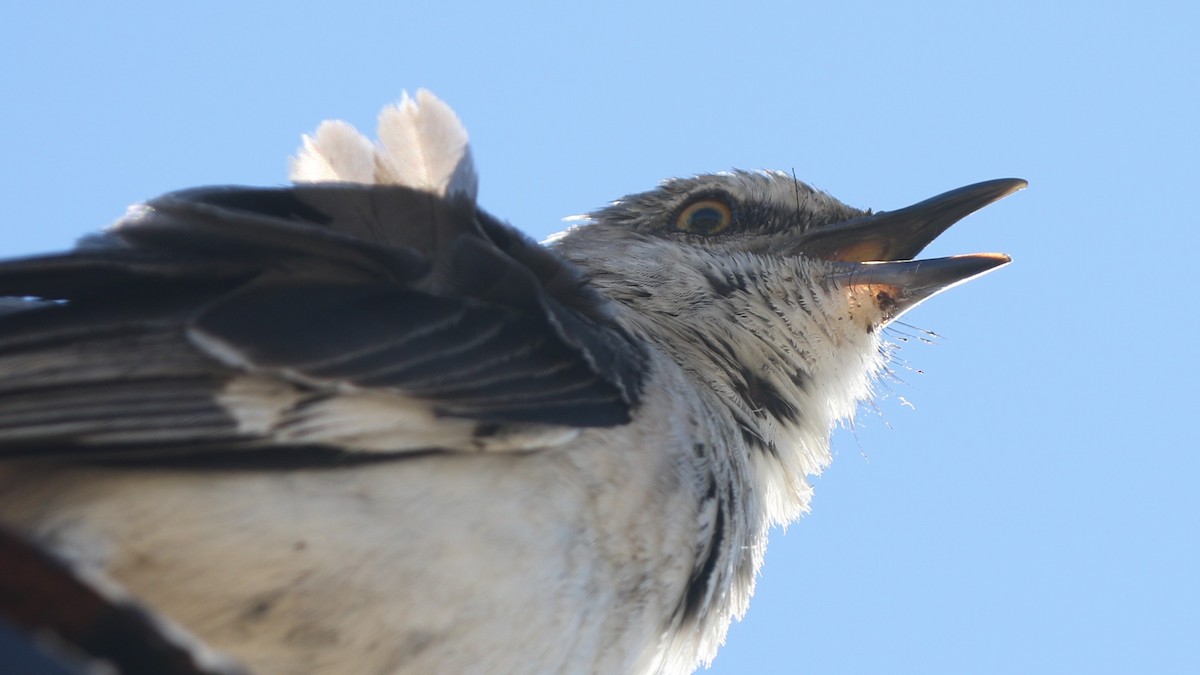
674 199 733 236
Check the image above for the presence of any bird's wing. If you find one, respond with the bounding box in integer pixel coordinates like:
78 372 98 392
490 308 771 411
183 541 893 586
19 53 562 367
0 184 645 461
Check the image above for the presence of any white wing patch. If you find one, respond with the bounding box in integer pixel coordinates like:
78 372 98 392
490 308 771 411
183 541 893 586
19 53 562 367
216 375 307 436
218 375 579 454
289 90 477 201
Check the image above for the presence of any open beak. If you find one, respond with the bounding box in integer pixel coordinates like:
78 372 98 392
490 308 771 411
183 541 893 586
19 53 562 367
807 178 1025 321
798 178 1026 262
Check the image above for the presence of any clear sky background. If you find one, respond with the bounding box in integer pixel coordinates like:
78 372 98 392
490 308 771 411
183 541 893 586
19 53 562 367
2 2 1196 673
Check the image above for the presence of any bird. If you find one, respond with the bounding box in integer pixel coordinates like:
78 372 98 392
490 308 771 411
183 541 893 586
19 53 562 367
0 91 1022 674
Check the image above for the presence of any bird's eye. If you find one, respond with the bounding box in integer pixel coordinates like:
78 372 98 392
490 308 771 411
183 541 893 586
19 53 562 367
674 199 733 236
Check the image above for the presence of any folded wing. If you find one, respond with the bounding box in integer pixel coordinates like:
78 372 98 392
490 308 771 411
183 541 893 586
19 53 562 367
0 185 645 461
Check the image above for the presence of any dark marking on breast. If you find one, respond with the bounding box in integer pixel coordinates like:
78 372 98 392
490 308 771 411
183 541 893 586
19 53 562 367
692 332 738 363
789 369 809 392
243 597 275 622
680 502 726 622
738 369 799 423
739 423 779 458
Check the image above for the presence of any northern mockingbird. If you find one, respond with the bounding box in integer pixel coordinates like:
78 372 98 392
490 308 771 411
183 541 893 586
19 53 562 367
0 92 1022 674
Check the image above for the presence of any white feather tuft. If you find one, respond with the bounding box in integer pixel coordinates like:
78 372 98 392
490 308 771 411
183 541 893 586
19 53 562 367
289 90 477 202
289 120 376 183
375 90 477 200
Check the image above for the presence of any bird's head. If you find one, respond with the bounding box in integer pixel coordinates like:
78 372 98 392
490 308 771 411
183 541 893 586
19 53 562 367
551 171 1022 522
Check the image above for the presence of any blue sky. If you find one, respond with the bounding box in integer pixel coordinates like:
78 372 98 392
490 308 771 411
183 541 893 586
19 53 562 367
2 1 1196 673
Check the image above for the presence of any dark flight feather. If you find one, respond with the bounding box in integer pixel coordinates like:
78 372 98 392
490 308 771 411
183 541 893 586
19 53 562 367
0 184 646 460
